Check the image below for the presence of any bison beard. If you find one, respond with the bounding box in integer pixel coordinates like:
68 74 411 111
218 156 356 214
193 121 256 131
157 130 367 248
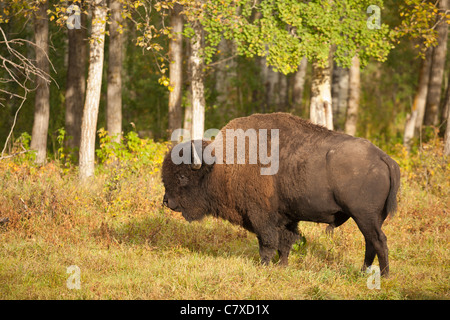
161 113 400 277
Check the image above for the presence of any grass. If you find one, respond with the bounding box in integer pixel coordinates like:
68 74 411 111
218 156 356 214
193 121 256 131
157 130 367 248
0 140 449 300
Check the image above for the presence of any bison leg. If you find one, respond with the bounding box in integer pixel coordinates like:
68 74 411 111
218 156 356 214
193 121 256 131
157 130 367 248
257 237 277 265
354 218 389 277
277 223 300 266
255 228 279 265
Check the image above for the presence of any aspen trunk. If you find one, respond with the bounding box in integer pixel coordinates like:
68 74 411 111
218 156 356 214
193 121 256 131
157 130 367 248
31 0 50 165
443 70 450 155
424 0 448 126
310 57 333 130
168 4 183 135
106 0 123 143
79 0 107 180
403 48 432 149
65 9 86 152
345 55 360 136
292 57 308 114
189 21 205 140
278 72 288 111
215 38 237 117
331 61 349 131
261 57 278 110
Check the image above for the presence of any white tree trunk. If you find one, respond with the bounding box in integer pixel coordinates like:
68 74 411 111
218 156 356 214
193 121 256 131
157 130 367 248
106 0 123 143
310 57 333 130
30 0 50 165
168 4 183 134
190 21 205 140
345 55 360 136
79 0 107 180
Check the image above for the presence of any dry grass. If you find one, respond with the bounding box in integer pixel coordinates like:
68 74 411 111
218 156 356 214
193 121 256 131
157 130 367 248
0 141 448 300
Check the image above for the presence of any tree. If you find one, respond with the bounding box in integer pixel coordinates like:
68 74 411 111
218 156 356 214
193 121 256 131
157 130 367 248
444 72 450 155
214 38 237 116
345 55 361 136
79 0 107 180
423 0 449 126
168 3 183 134
310 56 333 130
30 0 50 165
403 48 432 149
198 0 392 135
331 61 349 131
292 57 308 115
65 4 86 153
393 0 446 148
106 0 123 143
183 36 193 133
189 20 205 140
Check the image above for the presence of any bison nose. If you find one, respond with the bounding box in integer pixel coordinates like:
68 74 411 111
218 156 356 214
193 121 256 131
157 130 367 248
163 194 169 207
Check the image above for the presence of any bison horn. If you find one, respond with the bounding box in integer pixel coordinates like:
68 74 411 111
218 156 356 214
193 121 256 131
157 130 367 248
191 141 202 170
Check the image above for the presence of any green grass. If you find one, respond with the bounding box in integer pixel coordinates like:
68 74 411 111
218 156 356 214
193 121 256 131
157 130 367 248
0 142 449 300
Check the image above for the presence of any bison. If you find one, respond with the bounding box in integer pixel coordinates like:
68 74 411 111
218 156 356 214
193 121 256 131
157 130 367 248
162 113 400 276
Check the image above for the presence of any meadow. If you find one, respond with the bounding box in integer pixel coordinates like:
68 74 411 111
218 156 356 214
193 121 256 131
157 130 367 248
0 135 448 300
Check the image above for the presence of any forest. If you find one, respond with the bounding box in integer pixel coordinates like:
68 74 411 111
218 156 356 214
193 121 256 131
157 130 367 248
0 0 449 300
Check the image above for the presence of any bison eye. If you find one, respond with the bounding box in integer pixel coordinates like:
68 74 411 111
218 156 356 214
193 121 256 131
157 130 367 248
179 175 189 187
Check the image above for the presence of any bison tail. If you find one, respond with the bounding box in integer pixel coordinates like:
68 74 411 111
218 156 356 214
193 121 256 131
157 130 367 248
381 155 401 219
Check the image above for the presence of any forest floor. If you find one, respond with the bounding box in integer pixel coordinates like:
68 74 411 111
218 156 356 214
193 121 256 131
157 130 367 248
0 138 448 300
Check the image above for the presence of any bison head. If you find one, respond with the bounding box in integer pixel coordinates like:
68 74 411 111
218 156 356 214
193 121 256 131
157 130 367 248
161 140 214 222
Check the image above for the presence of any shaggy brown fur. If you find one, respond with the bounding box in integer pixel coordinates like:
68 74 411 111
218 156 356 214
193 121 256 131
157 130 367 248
162 113 400 276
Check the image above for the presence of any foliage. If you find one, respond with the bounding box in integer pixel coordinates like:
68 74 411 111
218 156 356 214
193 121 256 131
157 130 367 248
197 0 394 73
391 135 450 201
392 0 450 56
96 128 169 174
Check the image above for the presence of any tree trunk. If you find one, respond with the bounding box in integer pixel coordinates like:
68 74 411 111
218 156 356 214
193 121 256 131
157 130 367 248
442 71 450 127
261 57 278 111
183 37 192 134
310 56 333 130
189 21 205 140
65 9 86 152
345 55 360 136
106 0 123 143
30 0 50 165
168 4 183 135
424 0 448 126
331 61 349 131
215 38 237 117
79 0 107 180
443 69 450 155
444 84 450 156
292 57 308 115
278 72 288 111
403 48 432 149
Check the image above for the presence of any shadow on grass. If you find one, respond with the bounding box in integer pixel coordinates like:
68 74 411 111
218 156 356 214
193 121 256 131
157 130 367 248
96 212 260 261
95 211 360 273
